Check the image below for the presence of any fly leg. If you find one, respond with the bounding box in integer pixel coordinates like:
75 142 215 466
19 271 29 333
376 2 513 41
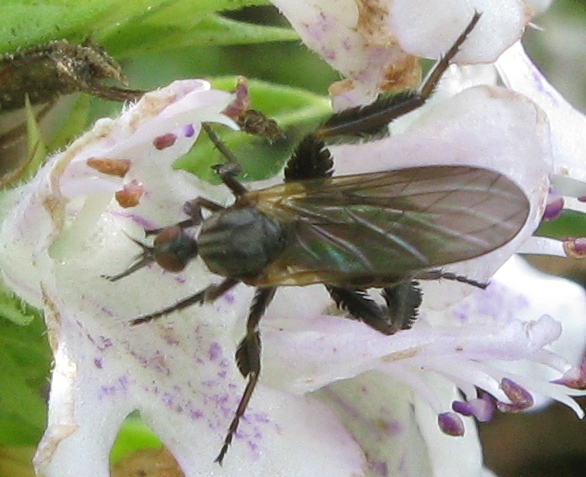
284 133 334 181
202 123 248 197
144 196 225 236
327 282 421 335
215 286 277 465
314 12 481 140
381 281 423 333
416 269 488 289
130 277 239 325
283 13 481 180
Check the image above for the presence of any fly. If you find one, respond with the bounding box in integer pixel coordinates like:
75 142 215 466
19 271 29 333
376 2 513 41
106 12 529 464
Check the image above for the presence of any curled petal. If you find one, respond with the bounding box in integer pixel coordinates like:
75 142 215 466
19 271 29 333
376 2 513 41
272 0 539 101
388 0 530 63
497 42 586 183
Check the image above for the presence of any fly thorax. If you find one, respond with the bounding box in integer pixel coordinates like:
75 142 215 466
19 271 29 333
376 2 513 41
198 205 289 280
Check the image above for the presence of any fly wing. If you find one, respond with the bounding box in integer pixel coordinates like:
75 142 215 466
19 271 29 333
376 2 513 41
249 165 529 286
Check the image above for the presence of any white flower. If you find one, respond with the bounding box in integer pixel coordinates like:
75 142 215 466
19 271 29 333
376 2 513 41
0 81 583 477
1 1 586 476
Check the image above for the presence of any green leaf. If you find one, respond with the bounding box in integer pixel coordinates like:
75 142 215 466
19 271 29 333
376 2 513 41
19 98 48 184
0 446 36 477
109 415 162 464
47 95 93 151
0 313 49 446
102 13 297 57
536 209 586 239
0 1 286 57
175 77 332 182
0 281 39 327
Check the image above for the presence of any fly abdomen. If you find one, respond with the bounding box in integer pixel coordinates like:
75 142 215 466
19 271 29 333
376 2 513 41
198 205 289 280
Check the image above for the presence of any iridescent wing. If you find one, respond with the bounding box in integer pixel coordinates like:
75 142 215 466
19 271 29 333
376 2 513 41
246 165 529 286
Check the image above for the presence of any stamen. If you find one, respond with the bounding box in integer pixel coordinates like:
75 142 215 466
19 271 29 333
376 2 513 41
438 412 464 436
497 378 533 412
153 133 178 150
542 187 563 221
183 124 195 137
553 358 586 389
115 180 144 208
452 393 495 422
563 238 586 258
86 157 131 177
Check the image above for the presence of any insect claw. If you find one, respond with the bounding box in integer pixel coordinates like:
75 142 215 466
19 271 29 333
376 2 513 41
212 161 241 177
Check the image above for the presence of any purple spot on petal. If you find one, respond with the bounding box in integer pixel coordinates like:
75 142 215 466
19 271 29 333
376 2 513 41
247 440 258 452
452 282 530 325
321 47 336 61
165 334 180 346
386 419 403 436
190 409 203 420
100 385 117 397
531 69 559 105
209 342 222 361
119 376 130 390
174 275 186 284
222 292 235 305
452 309 468 323
93 358 103 369
96 336 113 352
251 412 270 424
370 460 389 477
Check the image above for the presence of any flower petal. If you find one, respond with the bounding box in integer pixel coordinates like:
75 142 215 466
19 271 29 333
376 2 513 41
497 42 586 183
271 0 540 102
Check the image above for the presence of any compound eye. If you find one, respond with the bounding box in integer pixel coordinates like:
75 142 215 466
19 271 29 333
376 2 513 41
153 226 198 272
